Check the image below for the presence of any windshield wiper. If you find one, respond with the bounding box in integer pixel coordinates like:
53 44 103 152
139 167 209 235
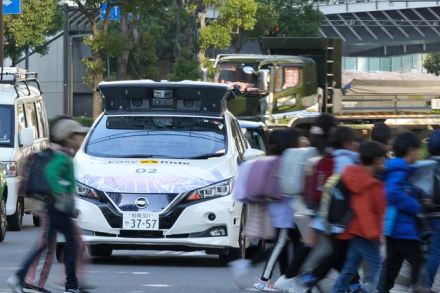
187 152 225 159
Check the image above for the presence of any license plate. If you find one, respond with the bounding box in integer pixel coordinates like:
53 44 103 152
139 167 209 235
122 212 159 230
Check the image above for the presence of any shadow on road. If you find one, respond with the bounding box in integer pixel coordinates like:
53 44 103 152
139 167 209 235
88 252 224 268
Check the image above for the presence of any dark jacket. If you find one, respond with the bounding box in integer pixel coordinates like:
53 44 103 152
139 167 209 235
384 158 422 240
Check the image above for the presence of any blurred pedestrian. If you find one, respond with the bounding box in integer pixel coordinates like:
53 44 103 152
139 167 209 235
423 130 440 290
371 123 392 153
230 128 302 291
332 142 387 293
7 117 88 293
377 132 424 293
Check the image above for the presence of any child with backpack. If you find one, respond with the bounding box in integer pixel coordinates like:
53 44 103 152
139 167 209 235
332 142 387 293
422 130 440 290
230 128 302 291
292 126 362 293
377 132 425 293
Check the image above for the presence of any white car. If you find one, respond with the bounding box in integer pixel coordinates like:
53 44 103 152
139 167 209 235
0 68 49 230
59 80 263 262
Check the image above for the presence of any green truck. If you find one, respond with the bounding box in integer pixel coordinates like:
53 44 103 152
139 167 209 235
215 37 440 138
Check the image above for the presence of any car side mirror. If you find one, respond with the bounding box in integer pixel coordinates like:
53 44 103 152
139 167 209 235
243 148 265 161
257 69 270 92
19 127 34 147
242 66 256 75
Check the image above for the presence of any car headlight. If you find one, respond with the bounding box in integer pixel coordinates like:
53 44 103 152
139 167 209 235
75 181 101 201
186 179 234 201
1 161 17 177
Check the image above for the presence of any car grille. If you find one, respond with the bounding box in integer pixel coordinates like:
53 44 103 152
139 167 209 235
106 193 179 212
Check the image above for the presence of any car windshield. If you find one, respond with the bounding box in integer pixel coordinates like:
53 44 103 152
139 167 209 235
85 116 227 159
0 105 13 147
214 63 258 89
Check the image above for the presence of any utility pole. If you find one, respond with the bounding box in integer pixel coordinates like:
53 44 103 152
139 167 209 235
0 0 4 68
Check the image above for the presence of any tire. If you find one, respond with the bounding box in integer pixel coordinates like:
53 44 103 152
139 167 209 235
219 205 248 265
32 214 40 227
7 197 24 231
89 245 112 257
56 243 65 263
0 196 7 242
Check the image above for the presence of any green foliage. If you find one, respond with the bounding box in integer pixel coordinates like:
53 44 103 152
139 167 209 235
199 24 231 50
424 52 440 76
5 0 60 63
258 0 324 37
219 0 257 33
169 48 201 81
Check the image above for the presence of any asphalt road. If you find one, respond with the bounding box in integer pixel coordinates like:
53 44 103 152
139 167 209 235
0 215 435 293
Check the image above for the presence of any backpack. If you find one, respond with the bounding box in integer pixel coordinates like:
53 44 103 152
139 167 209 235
279 147 319 197
303 154 335 210
233 156 283 203
322 174 353 234
19 149 54 202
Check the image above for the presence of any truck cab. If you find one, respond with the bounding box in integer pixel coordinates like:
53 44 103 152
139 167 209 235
214 54 319 122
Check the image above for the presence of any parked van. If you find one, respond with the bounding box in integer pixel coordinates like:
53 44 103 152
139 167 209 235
0 68 49 230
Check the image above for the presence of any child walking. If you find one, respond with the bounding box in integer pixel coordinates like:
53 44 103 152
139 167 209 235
332 142 387 293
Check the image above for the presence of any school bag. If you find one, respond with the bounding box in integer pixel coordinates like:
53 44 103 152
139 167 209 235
233 156 283 203
279 147 318 197
303 153 335 210
320 174 353 234
19 149 54 203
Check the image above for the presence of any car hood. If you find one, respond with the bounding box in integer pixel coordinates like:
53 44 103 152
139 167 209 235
74 152 237 194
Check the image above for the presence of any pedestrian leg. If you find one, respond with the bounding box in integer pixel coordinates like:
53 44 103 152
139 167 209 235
377 237 404 293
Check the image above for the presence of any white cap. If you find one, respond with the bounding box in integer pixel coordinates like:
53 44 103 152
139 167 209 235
51 119 89 141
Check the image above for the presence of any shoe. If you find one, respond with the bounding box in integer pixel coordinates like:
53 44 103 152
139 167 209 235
7 275 25 293
23 283 52 293
254 278 280 291
229 259 251 289
274 275 293 291
300 273 317 287
64 289 90 293
287 278 310 293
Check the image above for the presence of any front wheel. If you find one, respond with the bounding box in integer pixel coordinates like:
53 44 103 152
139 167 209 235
32 214 40 227
89 245 113 257
0 196 7 242
7 197 24 231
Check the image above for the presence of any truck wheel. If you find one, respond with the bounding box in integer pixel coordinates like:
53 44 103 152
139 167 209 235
56 243 65 263
7 197 24 231
32 214 40 227
89 245 112 257
0 197 7 242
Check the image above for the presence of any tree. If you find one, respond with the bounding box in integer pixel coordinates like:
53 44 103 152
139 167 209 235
424 52 440 76
260 0 324 37
199 0 257 54
5 0 60 64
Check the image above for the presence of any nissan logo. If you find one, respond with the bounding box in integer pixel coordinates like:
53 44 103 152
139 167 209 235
135 197 149 209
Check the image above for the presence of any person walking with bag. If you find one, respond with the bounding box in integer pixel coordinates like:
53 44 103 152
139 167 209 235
332 142 387 293
230 128 302 291
7 117 89 293
377 132 425 293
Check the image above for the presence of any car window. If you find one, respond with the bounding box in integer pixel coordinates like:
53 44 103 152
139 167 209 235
17 103 26 133
86 116 227 159
25 102 39 139
35 101 48 138
243 129 267 153
0 105 13 147
230 120 246 157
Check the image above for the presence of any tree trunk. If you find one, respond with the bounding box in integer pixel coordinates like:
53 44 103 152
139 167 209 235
174 0 182 57
233 32 244 54
116 6 130 79
197 13 206 63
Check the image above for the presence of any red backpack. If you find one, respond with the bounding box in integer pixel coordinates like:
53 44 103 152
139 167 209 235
303 154 335 210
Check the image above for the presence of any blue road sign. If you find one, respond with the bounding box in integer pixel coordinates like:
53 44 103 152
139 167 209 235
100 3 120 21
3 0 22 15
